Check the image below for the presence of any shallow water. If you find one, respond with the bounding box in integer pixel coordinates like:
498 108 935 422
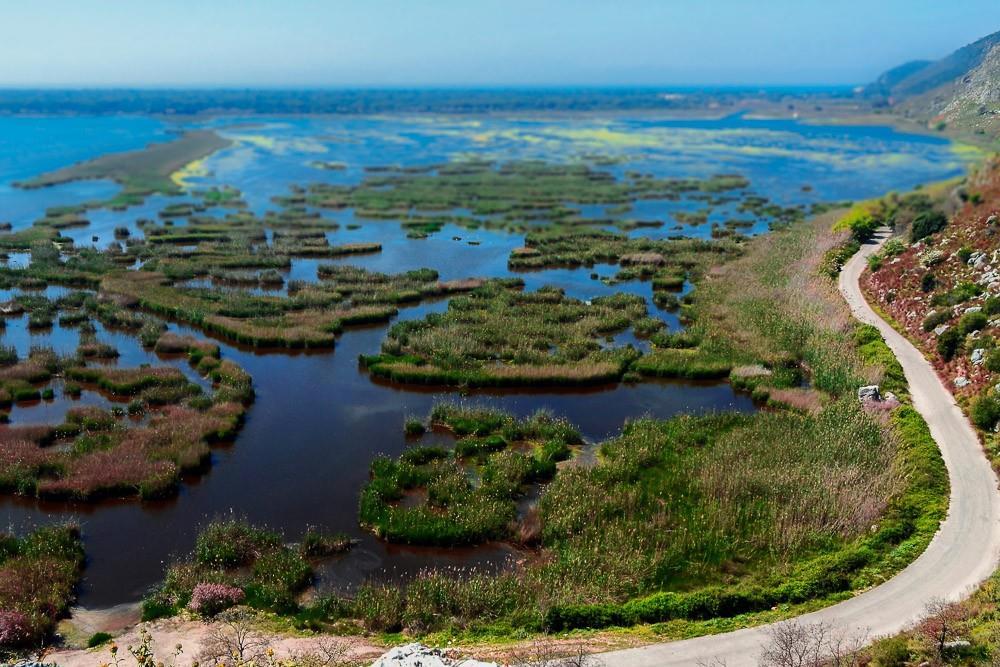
0 112 970 606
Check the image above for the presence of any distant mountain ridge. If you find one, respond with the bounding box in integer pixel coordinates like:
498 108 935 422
868 29 1000 137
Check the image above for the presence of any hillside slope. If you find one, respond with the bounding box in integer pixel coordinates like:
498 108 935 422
863 159 1000 458
873 30 1000 100
868 30 1000 138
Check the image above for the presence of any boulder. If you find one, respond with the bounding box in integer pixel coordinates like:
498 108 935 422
955 376 971 388
973 348 986 365
371 644 496 667
858 385 881 402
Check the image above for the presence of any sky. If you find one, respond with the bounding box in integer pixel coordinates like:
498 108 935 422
2 0 1000 87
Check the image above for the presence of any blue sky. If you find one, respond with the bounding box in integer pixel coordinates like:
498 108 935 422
2 0 1000 87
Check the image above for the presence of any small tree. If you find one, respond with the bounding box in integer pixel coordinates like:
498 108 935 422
759 621 865 667
917 597 970 662
503 639 602 667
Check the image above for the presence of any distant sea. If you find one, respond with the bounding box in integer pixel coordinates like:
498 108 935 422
0 86 858 116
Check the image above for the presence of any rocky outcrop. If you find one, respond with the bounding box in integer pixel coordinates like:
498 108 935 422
942 42 1000 121
371 644 497 667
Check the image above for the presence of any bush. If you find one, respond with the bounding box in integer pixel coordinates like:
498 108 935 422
403 418 426 437
836 207 880 243
911 210 948 242
868 636 911 666
937 328 962 361
987 350 1000 373
140 590 176 621
188 582 245 617
86 631 113 648
194 519 281 568
353 583 404 632
0 610 32 647
921 273 936 293
971 394 1000 430
922 310 951 332
299 527 353 557
958 311 989 336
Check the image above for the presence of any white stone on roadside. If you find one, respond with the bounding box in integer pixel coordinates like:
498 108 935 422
955 376 971 388
371 643 497 667
858 385 881 402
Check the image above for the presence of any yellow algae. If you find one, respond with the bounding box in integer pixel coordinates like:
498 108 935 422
547 127 660 148
170 157 209 188
951 142 985 162
230 134 278 150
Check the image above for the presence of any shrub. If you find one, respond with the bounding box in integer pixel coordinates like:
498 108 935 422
987 350 1000 373
986 296 1000 316
0 610 31 647
835 207 880 243
958 311 989 336
868 635 911 666
922 310 950 332
188 582 245 617
404 418 426 437
353 582 404 632
140 591 176 622
299 527 352 557
971 394 1000 430
931 281 982 307
911 211 948 242
921 273 936 293
0 346 17 366
86 631 113 648
937 328 962 361
194 519 281 568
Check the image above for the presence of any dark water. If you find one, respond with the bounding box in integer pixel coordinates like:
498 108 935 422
0 112 971 607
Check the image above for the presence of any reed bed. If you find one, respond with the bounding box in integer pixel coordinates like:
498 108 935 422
363 282 648 387
143 519 352 620
0 300 253 501
359 404 579 545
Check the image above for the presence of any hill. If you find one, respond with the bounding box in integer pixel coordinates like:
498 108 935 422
867 30 1000 139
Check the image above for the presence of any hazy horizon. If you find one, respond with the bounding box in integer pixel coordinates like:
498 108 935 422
3 1 1000 88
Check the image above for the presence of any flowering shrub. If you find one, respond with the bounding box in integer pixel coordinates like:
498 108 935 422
0 610 31 647
188 582 245 616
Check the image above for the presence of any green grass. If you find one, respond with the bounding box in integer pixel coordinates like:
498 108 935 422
359 405 579 545
143 519 352 620
0 524 84 651
362 282 648 387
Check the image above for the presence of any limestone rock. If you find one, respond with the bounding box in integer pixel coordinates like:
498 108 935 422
858 385 881 402
371 644 497 667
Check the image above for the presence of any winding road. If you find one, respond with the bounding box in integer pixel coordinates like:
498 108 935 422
596 233 1000 666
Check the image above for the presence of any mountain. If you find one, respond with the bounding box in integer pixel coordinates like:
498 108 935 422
864 60 934 98
867 29 1000 138
872 30 1000 101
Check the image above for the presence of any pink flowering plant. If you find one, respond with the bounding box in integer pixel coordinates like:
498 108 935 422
188 582 245 617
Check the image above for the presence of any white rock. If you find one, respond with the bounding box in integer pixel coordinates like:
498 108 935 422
955 376 971 388
858 385 881 402
371 644 497 667
934 324 950 336
965 306 983 314
973 348 986 365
